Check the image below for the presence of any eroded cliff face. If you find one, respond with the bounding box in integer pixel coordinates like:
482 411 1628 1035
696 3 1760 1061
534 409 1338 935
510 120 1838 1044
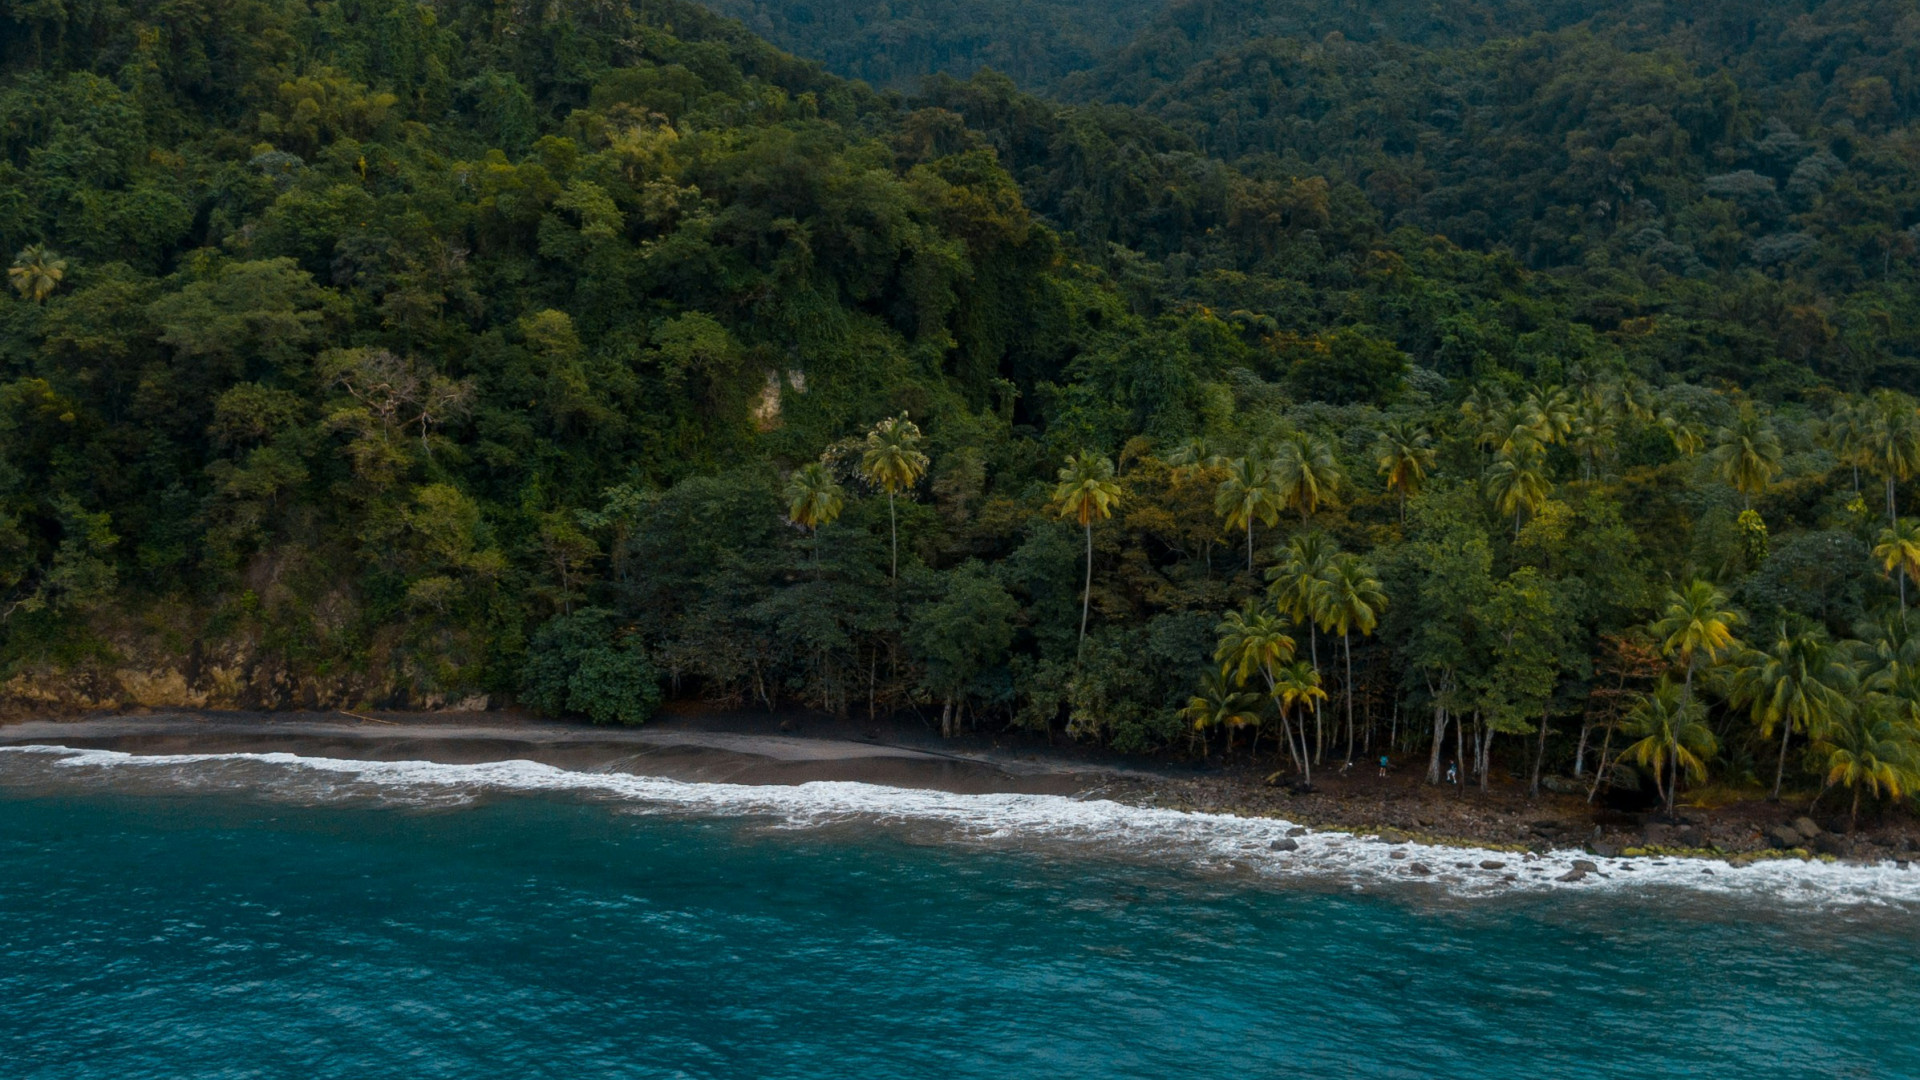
2 614 492 717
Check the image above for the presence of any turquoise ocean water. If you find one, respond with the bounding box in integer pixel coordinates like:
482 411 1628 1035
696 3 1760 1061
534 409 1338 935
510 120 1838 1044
2 746 1917 1079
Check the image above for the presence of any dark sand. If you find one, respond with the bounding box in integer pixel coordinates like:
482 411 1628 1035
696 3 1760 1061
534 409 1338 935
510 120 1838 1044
0 710 1114 796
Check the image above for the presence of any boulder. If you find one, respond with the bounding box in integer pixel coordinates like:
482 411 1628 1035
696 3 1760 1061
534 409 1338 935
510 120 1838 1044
1792 817 1822 840
1571 859 1599 873
1812 833 1849 857
1269 838 1299 852
1390 850 1407 860
1408 863 1432 875
1556 868 1588 882
1588 840 1622 859
1643 822 1674 847
1769 825 1805 850
1286 826 1309 838
1377 829 1408 845
1479 860 1507 870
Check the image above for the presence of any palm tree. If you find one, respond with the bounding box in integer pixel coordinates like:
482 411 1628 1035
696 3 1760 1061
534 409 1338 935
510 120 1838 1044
786 461 846 576
1815 701 1919 833
1568 395 1617 481
860 414 929 582
1875 518 1920 614
1317 553 1386 763
1867 391 1920 526
1620 679 1720 819
1267 532 1338 762
8 245 66 303
786 462 845 531
1182 672 1266 759
1271 660 1326 782
1708 405 1784 510
1660 407 1707 458
1520 386 1575 447
1215 456 1281 572
1483 446 1550 537
1054 452 1122 644
1213 604 1296 689
1165 436 1224 477
1650 579 1743 709
1273 430 1343 521
1823 395 1875 493
1373 420 1435 522
1727 624 1856 801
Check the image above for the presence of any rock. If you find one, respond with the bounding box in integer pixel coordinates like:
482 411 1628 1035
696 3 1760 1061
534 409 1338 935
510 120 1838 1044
1813 833 1850 857
1769 825 1804 850
1556 868 1588 882
1643 822 1674 846
1541 775 1584 795
1377 829 1408 845
1408 863 1432 875
1479 860 1507 870
1529 819 1566 836
1793 817 1822 840
1286 827 1309 838
1571 859 1599 873
1390 850 1407 860
1268 838 1299 852
1588 840 1622 858
1674 827 1705 848
1897 859 1911 870
1415 817 1434 828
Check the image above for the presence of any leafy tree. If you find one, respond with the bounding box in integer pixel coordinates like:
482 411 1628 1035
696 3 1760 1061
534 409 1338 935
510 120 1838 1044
906 562 1017 736
522 608 661 726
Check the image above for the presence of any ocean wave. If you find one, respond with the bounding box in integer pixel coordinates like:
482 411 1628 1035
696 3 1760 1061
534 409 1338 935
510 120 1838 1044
5 743 1917 907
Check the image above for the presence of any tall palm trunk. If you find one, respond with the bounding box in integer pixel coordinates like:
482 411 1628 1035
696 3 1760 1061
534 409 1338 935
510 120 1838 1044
1309 625 1323 764
1245 518 1254 572
1770 718 1793 802
887 492 899 582
1079 521 1093 644
1342 631 1355 763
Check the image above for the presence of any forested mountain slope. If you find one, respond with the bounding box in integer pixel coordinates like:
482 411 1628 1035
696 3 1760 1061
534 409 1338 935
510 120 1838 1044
5 0 1920 815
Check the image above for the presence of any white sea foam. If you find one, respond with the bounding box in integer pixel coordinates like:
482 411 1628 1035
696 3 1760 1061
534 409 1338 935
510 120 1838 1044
5 743 1918 907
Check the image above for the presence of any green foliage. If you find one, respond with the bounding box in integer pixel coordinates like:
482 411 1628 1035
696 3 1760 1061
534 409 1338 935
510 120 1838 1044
522 609 662 726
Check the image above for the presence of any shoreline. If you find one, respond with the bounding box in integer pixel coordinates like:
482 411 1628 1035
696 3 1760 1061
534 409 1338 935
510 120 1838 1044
2 709 1914 871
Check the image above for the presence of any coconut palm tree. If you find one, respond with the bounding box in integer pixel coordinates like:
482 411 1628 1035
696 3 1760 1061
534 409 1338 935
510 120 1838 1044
1483 446 1550 537
860 414 929 582
1708 406 1784 510
1317 552 1386 763
1520 386 1575 446
1660 407 1707 458
786 461 846 576
1373 420 1435 521
1814 701 1920 833
1620 679 1720 819
1875 518 1920 614
1267 532 1338 761
1727 623 1856 801
1650 579 1743 709
1271 659 1326 782
1182 672 1266 759
786 462 845 531
1273 430 1343 521
1213 604 1296 690
1054 452 1122 644
1823 394 1875 493
1867 391 1920 526
1165 436 1224 477
1568 395 1618 481
1215 455 1281 572
8 245 66 303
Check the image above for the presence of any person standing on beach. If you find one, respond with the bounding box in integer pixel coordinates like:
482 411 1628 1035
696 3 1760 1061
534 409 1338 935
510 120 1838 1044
1445 760 1457 785
1378 754 1389 777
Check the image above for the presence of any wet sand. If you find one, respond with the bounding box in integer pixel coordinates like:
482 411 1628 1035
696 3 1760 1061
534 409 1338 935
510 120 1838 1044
0 712 1106 796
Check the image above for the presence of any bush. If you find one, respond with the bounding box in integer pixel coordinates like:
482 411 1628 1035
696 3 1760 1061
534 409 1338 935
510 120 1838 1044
521 608 662 725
